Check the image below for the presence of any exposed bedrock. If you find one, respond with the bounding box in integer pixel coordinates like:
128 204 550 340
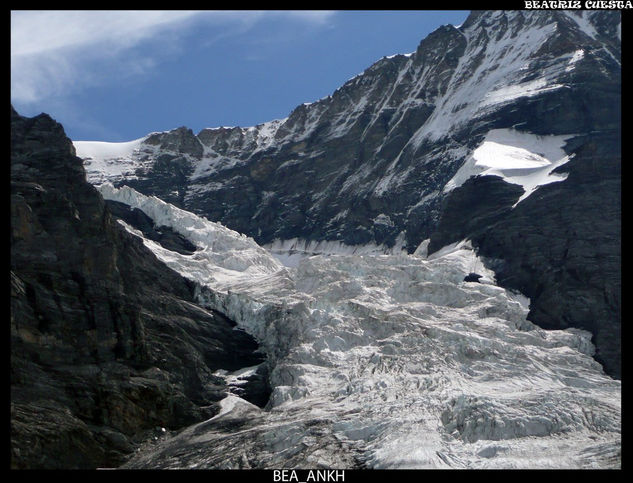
10 107 269 468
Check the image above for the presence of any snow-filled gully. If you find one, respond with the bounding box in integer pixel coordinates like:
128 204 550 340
99 185 620 469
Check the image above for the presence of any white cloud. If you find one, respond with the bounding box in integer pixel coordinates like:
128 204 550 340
280 10 336 24
11 11 200 57
10 10 336 105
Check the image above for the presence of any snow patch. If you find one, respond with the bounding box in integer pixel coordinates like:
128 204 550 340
209 394 261 420
481 79 566 108
564 11 600 40
444 129 574 207
99 183 284 290
74 137 146 159
566 49 585 72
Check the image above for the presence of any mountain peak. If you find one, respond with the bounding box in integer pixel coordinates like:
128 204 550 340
72 9 620 377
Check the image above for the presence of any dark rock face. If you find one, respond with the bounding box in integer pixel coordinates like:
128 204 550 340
463 273 483 283
10 108 269 468
130 127 203 207
429 133 621 378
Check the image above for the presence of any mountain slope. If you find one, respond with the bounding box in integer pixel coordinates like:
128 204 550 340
75 10 619 249
74 9 621 378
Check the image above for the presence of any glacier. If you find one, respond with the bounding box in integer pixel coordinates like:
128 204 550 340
98 184 620 469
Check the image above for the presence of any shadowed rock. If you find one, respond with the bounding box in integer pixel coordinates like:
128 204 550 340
10 107 269 469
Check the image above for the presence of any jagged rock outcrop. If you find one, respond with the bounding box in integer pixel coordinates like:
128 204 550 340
10 107 269 469
126 127 202 207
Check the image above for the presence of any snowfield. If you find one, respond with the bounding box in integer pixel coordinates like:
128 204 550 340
99 185 620 469
444 128 574 206
74 137 153 184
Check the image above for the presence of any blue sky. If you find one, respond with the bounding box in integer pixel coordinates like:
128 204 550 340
11 10 470 142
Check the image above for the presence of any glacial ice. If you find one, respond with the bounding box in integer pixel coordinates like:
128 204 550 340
74 137 154 185
100 185 620 469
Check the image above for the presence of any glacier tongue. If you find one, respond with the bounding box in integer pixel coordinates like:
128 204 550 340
100 185 620 469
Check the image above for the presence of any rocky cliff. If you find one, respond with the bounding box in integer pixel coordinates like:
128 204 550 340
10 107 269 469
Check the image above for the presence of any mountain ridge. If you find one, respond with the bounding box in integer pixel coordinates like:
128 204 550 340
74 9 621 377
76 9 620 247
